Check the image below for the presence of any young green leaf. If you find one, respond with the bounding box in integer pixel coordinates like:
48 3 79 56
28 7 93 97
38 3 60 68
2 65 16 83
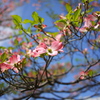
0 46 6 50
73 8 81 21
32 12 44 23
38 17 44 23
65 3 72 13
32 12 39 24
12 15 22 23
22 19 33 24
0 53 7 62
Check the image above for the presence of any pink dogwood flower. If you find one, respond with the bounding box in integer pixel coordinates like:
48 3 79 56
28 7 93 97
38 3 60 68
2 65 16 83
77 27 88 33
80 71 88 79
55 34 63 41
31 41 63 57
47 41 63 56
78 14 97 33
8 55 22 73
83 14 97 28
38 42 47 49
9 55 21 65
31 34 64 57
0 63 11 72
22 42 32 50
31 46 46 57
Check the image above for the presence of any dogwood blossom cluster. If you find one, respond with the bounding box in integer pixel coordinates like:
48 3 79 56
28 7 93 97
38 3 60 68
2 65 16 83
57 12 100 34
0 52 23 73
26 34 64 57
80 71 88 79
79 70 94 79
0 34 64 73
78 13 100 33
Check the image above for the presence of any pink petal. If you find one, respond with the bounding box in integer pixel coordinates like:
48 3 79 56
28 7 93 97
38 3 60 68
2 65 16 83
9 55 21 65
59 49 64 52
86 14 97 21
51 41 63 51
31 47 46 57
55 34 62 41
0 63 11 72
13 67 19 73
38 42 47 49
78 27 88 33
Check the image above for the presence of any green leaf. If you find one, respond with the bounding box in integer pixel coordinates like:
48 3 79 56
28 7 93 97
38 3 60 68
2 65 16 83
19 30 23 34
7 47 14 50
86 8 94 13
89 0 94 2
26 26 32 34
12 15 22 23
73 8 81 21
55 19 66 29
81 0 87 3
55 19 66 23
21 58 27 67
0 83 4 89
82 0 94 3
12 20 18 25
12 15 23 29
88 70 97 77
0 53 7 62
65 3 72 13
32 11 44 24
22 19 33 24
55 22 65 29
66 12 73 21
14 39 19 46
0 46 6 50
47 32 58 36
39 17 44 23
32 12 39 24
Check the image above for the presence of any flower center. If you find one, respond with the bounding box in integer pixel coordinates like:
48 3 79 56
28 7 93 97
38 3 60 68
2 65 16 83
48 48 52 53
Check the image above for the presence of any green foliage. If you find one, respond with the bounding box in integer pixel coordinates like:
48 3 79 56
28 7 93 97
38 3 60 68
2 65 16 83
72 9 81 26
7 47 14 50
22 19 33 24
32 12 39 23
14 39 19 46
81 0 94 3
73 9 81 21
88 70 97 77
0 53 7 62
86 8 94 13
12 15 22 23
0 83 4 89
55 7 81 28
0 46 6 50
47 32 59 37
32 12 44 24
27 26 32 33
65 3 72 13
55 19 66 30
21 58 27 67
12 11 44 35
12 15 22 29
19 30 23 34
